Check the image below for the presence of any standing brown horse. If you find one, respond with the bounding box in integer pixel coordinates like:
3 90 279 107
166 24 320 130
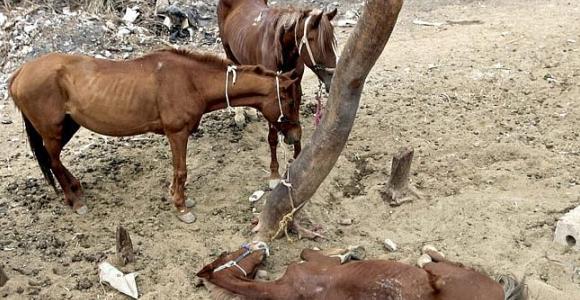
218 0 338 189
9 49 300 223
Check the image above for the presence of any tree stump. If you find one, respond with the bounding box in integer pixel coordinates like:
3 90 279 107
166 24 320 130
116 225 135 266
0 265 8 287
382 147 422 206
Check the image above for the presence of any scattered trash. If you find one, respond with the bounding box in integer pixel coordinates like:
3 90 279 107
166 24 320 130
123 6 140 25
567 39 577 44
0 13 6 28
338 218 353 226
249 190 265 203
336 19 357 27
544 73 558 84
383 239 398 252
413 19 445 27
98 262 139 299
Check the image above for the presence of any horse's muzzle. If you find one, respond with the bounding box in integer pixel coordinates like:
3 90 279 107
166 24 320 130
315 67 335 93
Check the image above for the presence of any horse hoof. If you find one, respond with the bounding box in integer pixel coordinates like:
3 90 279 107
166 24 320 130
185 198 195 208
246 109 259 121
347 245 367 261
417 253 432 268
234 113 246 129
75 205 89 215
178 211 196 224
269 179 281 189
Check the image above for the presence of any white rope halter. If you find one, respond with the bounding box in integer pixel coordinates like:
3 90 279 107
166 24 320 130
275 71 285 122
225 65 238 112
295 15 317 67
213 242 270 276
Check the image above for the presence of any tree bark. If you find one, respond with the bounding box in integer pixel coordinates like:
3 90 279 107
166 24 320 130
256 0 405 240
382 147 421 206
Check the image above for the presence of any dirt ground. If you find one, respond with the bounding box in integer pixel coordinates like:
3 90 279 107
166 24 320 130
1 0 579 299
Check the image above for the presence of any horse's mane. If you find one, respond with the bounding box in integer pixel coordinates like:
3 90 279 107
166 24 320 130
154 48 277 76
272 8 336 64
155 48 234 67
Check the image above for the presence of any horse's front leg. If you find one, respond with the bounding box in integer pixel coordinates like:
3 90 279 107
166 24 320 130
268 124 281 189
167 130 196 223
293 141 302 158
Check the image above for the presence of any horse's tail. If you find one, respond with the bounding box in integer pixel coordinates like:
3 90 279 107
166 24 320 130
22 114 57 192
496 274 527 300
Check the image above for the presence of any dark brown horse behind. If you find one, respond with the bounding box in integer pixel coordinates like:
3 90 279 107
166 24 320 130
198 242 527 300
218 0 338 189
9 49 300 223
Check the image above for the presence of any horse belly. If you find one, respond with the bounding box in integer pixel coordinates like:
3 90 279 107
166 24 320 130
65 82 161 136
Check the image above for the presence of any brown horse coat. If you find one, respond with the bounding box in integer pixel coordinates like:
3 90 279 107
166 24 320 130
9 49 300 222
218 0 338 191
198 245 524 300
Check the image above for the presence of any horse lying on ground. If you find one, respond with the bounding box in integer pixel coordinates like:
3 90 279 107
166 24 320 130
9 49 300 223
218 0 338 189
197 241 527 300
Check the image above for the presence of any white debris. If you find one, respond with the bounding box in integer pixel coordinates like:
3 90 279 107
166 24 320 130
249 190 265 203
62 7 77 16
98 262 139 299
336 19 357 27
383 239 398 252
23 23 38 34
413 19 445 27
0 13 6 27
123 6 140 25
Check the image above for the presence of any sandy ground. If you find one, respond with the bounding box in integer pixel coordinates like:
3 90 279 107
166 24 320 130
1 0 579 299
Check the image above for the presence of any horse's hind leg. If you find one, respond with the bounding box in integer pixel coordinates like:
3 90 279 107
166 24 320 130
43 126 87 214
60 115 82 198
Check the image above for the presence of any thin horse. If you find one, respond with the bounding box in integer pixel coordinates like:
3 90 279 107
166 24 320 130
9 49 300 223
218 0 338 188
197 242 527 300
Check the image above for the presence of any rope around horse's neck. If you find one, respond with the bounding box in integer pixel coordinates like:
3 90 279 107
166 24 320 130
225 65 237 112
275 71 285 122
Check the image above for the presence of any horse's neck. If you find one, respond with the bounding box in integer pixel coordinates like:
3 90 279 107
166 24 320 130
206 276 284 300
204 71 272 111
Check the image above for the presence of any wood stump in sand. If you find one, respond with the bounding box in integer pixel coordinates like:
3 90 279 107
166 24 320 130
116 225 135 266
382 147 422 206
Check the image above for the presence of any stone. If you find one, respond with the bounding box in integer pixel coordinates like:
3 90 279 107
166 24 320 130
338 218 352 226
383 239 397 252
554 206 580 250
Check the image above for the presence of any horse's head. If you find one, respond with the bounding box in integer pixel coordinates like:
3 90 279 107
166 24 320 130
262 70 302 145
297 8 338 92
196 241 269 280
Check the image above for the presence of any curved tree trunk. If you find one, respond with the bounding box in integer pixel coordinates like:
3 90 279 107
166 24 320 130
256 0 405 240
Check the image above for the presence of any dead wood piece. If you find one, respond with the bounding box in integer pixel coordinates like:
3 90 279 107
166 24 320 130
116 225 135 266
0 265 8 287
382 147 422 206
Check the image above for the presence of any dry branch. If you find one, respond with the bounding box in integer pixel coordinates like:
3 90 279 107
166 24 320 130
255 0 405 240
382 147 422 206
116 225 135 266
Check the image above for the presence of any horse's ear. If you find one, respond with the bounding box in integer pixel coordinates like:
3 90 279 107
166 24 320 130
196 264 214 279
325 8 338 21
310 10 324 27
282 68 300 79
